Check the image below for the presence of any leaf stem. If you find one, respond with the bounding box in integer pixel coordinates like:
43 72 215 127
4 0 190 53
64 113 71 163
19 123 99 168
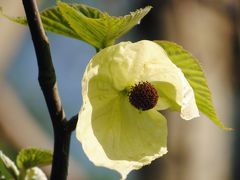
21 0 78 179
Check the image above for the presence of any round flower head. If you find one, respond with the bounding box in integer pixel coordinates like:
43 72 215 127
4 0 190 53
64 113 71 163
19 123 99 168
76 40 199 179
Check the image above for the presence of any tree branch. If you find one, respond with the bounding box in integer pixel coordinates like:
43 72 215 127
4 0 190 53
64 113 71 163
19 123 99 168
22 0 65 127
22 0 76 179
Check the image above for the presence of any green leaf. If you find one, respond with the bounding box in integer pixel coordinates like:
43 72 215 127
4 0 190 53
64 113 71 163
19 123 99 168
155 41 232 131
0 4 79 39
16 148 52 170
1 3 151 49
57 2 151 48
0 7 26 24
0 151 19 179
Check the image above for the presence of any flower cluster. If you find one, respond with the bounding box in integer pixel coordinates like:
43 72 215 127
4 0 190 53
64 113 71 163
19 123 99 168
76 40 199 179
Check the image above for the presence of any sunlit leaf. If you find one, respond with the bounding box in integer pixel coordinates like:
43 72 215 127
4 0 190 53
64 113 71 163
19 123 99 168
1 2 151 49
57 2 151 48
155 41 232 131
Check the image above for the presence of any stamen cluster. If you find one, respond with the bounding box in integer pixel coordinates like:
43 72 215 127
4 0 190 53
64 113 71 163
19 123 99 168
129 81 158 111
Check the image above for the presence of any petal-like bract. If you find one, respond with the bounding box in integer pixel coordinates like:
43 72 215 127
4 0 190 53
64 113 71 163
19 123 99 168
77 40 199 179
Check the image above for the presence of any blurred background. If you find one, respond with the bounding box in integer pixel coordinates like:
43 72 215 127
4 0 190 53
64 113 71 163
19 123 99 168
0 0 239 179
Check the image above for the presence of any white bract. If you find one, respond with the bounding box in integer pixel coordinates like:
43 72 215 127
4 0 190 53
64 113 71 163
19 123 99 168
25 167 47 180
76 40 199 179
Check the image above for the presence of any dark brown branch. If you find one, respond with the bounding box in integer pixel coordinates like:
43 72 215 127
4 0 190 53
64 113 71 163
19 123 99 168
22 0 76 179
22 0 65 127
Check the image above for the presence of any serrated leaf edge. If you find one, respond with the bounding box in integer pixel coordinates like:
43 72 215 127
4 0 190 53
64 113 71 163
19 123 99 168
154 40 232 131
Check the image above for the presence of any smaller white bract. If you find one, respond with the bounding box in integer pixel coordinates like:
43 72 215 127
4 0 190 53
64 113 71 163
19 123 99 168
25 167 47 180
76 40 199 179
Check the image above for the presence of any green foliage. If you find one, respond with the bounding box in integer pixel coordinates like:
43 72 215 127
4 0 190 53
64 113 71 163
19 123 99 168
0 148 52 180
0 8 26 25
0 2 151 49
155 41 232 131
57 2 151 49
0 151 19 179
16 148 52 170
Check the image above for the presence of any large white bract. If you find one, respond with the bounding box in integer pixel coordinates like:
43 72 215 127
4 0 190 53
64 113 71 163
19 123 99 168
76 40 199 179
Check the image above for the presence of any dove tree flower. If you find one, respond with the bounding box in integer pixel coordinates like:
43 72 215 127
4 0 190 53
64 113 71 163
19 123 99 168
2 1 230 179
76 40 199 179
